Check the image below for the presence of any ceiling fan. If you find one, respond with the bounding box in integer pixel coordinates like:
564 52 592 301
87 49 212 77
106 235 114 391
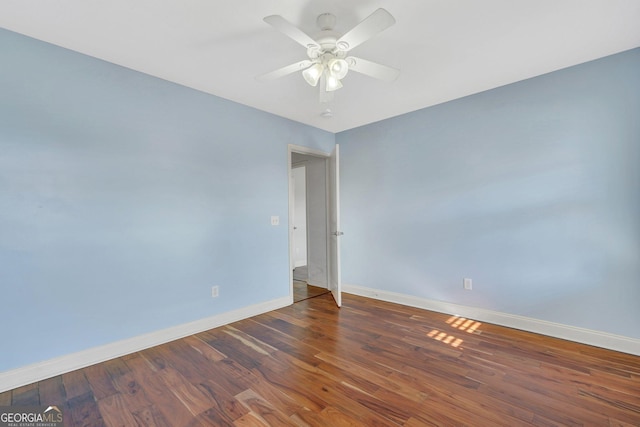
257 9 400 102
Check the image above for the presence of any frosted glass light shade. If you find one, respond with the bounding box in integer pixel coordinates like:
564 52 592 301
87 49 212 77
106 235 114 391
302 63 323 86
325 73 343 92
327 58 349 80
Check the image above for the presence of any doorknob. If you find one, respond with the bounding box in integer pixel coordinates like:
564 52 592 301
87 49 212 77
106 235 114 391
332 231 344 236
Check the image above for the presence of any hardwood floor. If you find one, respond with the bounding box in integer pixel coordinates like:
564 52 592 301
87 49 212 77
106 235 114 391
2 293 639 426
293 280 329 303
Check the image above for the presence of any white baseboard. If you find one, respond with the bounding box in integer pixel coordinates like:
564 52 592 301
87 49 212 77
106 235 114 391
343 284 640 356
0 296 291 393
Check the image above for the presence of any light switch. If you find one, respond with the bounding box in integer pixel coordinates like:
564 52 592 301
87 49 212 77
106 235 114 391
271 216 280 226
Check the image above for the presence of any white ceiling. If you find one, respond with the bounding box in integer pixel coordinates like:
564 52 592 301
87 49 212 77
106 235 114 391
1 1 639 133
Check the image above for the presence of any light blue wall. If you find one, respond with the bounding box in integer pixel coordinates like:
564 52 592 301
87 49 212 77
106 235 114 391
0 28 334 372
338 48 640 339
2 26 638 374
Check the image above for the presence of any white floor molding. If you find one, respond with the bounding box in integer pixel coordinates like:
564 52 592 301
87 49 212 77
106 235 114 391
343 284 640 356
0 296 291 393
3 287 638 394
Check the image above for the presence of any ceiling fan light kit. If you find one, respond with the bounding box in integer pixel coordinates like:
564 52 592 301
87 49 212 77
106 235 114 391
258 8 400 102
302 53 349 90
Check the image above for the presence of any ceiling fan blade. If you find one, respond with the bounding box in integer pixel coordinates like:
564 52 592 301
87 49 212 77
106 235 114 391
264 15 320 50
256 60 313 82
346 56 400 81
336 8 395 52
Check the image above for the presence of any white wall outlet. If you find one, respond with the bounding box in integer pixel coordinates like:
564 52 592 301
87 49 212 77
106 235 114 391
211 286 219 298
271 216 280 226
463 278 473 290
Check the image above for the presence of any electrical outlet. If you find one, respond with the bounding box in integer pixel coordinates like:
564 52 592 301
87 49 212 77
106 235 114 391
271 216 279 226
211 286 219 298
463 278 472 291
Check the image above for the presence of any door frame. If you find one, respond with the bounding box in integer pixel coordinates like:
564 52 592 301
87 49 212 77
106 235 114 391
288 144 333 303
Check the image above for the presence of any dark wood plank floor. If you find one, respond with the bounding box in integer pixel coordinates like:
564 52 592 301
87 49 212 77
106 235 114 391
2 293 639 426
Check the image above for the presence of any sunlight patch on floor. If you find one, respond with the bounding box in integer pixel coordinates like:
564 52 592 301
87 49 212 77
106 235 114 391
426 316 483 348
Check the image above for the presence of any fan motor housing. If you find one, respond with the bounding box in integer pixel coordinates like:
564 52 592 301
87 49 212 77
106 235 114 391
316 13 336 31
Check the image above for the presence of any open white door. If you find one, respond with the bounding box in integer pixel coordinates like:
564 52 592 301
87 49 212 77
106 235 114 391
328 144 342 307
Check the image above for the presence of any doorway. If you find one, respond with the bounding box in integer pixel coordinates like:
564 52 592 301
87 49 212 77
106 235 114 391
288 144 341 306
